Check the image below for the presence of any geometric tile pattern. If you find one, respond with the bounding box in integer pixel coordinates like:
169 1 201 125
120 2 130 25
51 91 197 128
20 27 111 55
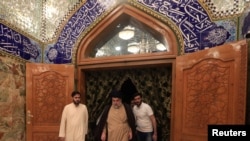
199 0 245 20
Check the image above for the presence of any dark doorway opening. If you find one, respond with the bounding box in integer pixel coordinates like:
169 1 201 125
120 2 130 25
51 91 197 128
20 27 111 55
120 78 137 105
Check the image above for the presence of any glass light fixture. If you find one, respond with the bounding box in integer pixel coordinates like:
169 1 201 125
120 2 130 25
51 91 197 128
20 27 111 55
156 42 167 51
119 26 135 40
127 42 139 53
115 46 121 51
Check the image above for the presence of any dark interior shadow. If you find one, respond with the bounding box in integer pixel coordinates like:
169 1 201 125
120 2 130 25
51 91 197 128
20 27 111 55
120 78 137 105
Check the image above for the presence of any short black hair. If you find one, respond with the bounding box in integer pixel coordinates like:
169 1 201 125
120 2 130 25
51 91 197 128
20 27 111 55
71 91 81 97
133 92 142 98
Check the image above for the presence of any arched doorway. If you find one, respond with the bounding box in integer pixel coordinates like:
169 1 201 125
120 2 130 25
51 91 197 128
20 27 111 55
76 4 178 141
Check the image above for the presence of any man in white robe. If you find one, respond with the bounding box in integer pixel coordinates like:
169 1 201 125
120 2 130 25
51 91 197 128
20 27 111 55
59 91 88 141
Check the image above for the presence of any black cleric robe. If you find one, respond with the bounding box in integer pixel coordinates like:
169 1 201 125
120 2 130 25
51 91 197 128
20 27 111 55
94 103 137 141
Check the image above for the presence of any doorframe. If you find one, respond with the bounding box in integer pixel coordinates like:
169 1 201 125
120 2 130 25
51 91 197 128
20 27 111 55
76 4 179 65
75 3 179 140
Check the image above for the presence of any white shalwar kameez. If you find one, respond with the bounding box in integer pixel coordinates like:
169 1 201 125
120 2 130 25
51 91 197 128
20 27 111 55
59 103 88 141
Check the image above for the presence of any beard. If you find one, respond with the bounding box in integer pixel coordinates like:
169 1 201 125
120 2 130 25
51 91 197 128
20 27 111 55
113 103 122 109
113 105 119 109
135 101 142 107
73 100 80 106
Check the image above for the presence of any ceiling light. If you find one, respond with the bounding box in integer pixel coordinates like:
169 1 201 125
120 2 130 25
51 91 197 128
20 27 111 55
119 26 135 40
127 42 139 53
115 46 121 51
156 43 167 51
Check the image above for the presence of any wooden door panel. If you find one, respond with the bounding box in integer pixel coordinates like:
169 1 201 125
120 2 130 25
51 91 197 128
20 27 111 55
172 40 247 141
26 63 74 141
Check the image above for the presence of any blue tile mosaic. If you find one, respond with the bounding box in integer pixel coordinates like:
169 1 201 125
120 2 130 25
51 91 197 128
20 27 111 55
1 0 234 64
46 0 106 64
214 20 237 42
0 23 41 62
137 0 230 52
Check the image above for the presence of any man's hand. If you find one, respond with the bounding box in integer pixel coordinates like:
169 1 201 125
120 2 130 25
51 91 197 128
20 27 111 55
152 133 157 141
128 131 132 140
101 131 106 141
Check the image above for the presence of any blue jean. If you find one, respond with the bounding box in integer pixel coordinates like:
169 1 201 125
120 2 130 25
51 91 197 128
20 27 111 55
136 130 153 141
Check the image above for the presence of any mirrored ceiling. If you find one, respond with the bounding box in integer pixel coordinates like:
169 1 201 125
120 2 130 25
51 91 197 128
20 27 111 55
0 0 248 43
89 18 169 58
0 0 83 42
92 25 168 58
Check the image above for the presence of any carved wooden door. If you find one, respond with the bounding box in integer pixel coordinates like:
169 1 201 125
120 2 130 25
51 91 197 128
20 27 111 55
172 40 247 141
26 63 74 141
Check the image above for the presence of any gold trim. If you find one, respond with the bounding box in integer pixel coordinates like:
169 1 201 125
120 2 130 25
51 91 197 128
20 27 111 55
72 3 119 64
45 0 87 43
0 49 29 64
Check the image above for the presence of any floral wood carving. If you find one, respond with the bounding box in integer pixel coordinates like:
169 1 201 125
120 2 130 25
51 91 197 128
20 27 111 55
184 59 230 129
33 71 66 125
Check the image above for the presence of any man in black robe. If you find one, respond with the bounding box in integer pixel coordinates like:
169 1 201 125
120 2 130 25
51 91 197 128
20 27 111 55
94 90 136 141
